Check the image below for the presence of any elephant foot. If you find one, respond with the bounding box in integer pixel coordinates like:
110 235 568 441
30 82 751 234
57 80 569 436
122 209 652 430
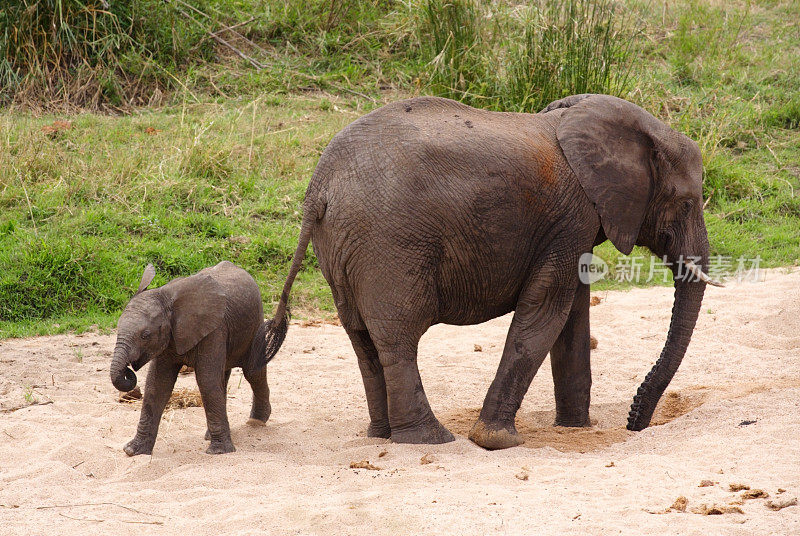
246 418 267 427
206 438 236 455
468 419 523 450
367 421 391 439
249 405 271 423
123 436 155 457
554 412 591 427
391 417 454 444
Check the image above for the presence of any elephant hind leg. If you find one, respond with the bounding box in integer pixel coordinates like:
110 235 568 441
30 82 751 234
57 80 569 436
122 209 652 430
332 284 392 438
550 279 592 427
244 366 271 425
344 326 390 438
371 334 454 445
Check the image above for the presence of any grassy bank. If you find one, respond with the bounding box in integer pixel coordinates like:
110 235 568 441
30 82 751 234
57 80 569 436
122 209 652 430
0 94 360 336
0 0 798 337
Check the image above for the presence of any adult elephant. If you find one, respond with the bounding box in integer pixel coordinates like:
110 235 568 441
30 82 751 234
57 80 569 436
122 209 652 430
264 94 721 449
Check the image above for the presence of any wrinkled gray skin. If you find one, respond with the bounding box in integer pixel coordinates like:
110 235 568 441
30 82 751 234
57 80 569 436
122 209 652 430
110 261 272 456
266 94 715 449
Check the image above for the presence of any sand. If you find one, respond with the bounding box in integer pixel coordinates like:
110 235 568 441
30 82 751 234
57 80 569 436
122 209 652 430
1 268 798 535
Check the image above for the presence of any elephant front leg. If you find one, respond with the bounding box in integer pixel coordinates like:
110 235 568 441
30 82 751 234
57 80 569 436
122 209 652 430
196 334 235 454
470 262 577 450
124 358 181 456
550 279 592 427
346 328 390 438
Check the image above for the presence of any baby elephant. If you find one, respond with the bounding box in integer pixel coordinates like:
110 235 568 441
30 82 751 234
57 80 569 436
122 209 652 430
110 261 284 455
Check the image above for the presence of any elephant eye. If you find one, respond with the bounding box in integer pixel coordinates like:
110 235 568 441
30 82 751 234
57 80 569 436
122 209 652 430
141 330 151 339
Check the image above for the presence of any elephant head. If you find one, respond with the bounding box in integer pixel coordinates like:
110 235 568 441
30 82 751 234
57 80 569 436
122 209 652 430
543 94 722 431
110 264 226 392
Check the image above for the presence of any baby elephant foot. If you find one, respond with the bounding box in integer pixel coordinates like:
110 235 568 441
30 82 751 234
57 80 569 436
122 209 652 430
123 436 155 457
367 419 391 439
206 438 236 455
249 405 271 424
391 417 455 444
469 419 524 450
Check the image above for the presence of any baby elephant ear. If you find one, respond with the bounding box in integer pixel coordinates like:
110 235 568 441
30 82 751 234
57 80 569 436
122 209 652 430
555 95 667 255
164 273 226 356
136 264 156 295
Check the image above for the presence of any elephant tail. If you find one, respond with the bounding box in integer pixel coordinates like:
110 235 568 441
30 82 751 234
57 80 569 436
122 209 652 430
243 318 280 374
254 200 322 369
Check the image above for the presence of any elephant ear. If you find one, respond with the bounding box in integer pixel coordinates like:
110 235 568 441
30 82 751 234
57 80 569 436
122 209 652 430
540 93 593 113
163 273 226 356
135 264 156 295
555 95 667 255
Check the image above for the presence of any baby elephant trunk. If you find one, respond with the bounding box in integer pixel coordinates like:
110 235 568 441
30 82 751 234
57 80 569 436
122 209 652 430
110 343 138 392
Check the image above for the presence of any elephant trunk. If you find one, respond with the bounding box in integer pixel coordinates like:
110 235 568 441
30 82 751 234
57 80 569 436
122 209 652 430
626 247 708 431
110 340 138 392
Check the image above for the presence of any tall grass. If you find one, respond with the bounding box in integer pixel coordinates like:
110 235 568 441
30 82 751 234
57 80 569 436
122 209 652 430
0 0 210 109
418 0 637 112
504 0 635 112
419 0 491 103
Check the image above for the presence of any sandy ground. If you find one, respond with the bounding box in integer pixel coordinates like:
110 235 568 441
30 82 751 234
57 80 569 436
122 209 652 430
1 269 799 535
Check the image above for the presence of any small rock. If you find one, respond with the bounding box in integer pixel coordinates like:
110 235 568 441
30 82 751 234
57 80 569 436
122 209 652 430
349 460 381 471
698 480 715 487
765 497 797 511
590 296 602 306
515 471 529 481
378 449 388 458
729 483 750 492
590 336 598 350
605 461 615 468
420 453 434 465
473 344 482 352
777 488 786 494
742 489 769 500
670 496 688 512
691 504 743 515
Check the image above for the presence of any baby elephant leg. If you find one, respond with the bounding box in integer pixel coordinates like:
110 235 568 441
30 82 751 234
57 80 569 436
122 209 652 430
244 366 271 426
124 359 181 456
196 333 235 454
205 368 231 440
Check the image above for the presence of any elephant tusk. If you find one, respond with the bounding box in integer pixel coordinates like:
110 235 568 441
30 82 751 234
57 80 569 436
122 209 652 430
683 259 725 287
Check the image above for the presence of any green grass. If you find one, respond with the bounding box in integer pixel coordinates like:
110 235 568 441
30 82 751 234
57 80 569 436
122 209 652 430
0 95 364 336
0 0 798 337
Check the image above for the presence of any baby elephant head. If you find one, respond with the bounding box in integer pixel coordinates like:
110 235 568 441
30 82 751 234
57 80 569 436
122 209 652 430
110 264 225 392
